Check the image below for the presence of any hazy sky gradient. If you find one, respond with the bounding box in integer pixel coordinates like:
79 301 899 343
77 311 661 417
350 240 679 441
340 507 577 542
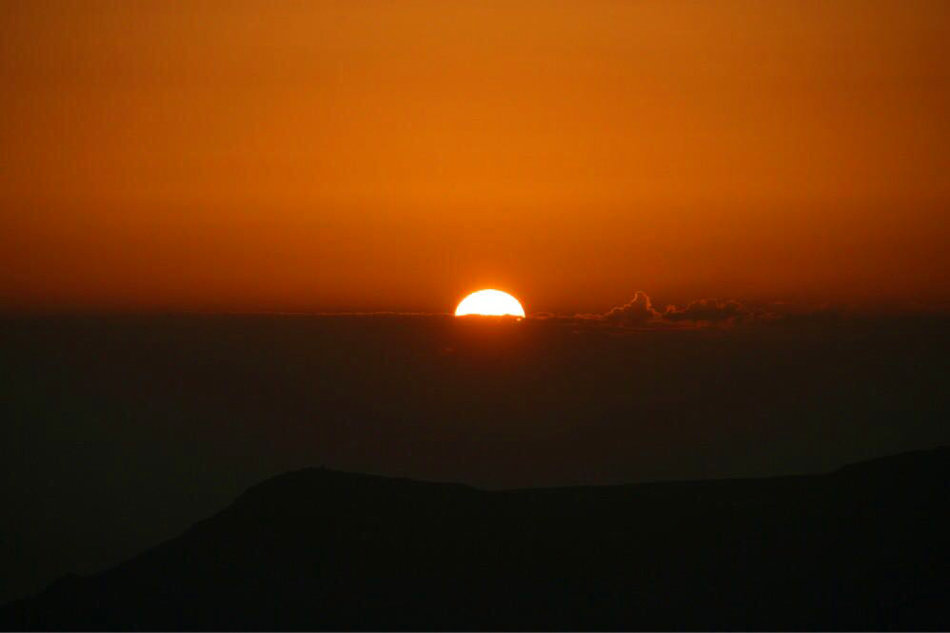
2 1 948 313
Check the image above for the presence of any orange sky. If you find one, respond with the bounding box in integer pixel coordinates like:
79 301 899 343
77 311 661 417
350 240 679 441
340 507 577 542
2 0 948 313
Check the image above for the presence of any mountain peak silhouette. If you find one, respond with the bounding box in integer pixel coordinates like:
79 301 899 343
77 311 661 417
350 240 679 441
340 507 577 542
3 448 948 630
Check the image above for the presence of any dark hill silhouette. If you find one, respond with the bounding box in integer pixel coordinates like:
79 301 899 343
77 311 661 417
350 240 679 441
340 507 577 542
2 448 948 631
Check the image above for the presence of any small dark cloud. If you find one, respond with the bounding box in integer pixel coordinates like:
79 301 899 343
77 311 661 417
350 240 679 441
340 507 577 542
662 298 749 324
602 291 661 325
588 292 760 328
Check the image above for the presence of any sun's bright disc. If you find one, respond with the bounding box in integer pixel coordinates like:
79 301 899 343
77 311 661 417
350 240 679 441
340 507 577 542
455 289 526 318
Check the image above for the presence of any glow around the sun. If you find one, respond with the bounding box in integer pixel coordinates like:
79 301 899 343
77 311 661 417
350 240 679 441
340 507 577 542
454 289 526 318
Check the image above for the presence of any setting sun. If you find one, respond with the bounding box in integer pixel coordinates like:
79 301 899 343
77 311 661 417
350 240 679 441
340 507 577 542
455 290 526 318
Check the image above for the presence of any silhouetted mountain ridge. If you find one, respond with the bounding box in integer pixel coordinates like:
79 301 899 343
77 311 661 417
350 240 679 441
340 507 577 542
2 448 948 630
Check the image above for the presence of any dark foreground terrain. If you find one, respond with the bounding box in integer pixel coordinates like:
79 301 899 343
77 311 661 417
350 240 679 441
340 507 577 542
2 447 948 631
3 314 947 604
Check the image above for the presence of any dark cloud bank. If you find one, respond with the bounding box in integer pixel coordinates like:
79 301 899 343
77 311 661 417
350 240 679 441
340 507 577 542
600 291 755 326
565 290 925 328
568 290 767 327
